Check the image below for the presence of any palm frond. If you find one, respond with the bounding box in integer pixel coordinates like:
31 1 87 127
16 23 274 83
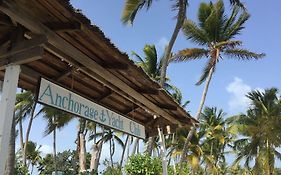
225 11 250 39
198 2 212 29
182 20 209 45
215 40 242 50
230 0 246 10
196 52 216 85
121 0 153 25
224 49 265 60
203 0 226 42
172 48 209 62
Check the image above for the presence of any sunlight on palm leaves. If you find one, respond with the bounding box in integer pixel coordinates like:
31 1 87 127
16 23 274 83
232 88 281 174
171 0 265 85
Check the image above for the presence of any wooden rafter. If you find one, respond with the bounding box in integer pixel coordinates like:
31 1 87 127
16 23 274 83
158 104 177 110
44 21 81 32
55 67 74 81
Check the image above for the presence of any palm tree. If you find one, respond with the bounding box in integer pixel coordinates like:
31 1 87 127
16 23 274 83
25 141 42 174
122 0 187 87
170 0 265 168
199 107 234 174
89 128 124 170
232 88 281 174
14 91 37 167
38 106 73 174
133 44 185 155
77 119 87 172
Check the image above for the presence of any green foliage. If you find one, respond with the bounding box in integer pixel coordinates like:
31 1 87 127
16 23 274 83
172 0 265 85
125 154 162 175
102 167 122 175
233 88 281 174
38 150 79 175
168 163 191 175
15 154 30 175
101 159 121 175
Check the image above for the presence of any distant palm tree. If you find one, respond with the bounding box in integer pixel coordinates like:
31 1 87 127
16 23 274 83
25 141 42 174
38 106 73 174
233 88 281 174
89 129 124 169
199 107 233 174
170 0 265 168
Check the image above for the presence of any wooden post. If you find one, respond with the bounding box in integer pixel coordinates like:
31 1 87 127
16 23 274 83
158 127 168 175
0 65 20 175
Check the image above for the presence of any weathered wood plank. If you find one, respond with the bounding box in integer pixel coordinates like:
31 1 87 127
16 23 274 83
0 46 44 70
0 35 47 59
44 21 81 32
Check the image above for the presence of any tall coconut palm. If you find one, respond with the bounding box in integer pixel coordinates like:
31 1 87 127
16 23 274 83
38 106 73 174
232 88 281 174
14 91 37 167
122 0 187 88
170 0 265 169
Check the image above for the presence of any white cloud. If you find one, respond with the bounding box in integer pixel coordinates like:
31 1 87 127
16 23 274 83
226 77 252 112
40 144 52 155
156 37 168 53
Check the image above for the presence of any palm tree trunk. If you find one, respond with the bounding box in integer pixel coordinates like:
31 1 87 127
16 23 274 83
179 65 215 171
23 102 36 167
5 114 16 175
146 136 155 156
109 138 113 167
53 117 57 174
78 119 87 172
131 138 139 155
19 117 24 153
19 89 24 153
79 133 87 172
91 127 105 172
159 0 187 86
146 0 188 158
120 135 129 167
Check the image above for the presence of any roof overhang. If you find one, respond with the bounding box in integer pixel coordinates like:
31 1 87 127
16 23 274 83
0 0 198 138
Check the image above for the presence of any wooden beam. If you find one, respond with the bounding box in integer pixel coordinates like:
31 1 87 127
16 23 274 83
123 105 139 115
137 88 159 95
158 104 177 110
20 65 41 81
44 21 81 32
0 35 47 59
0 13 11 26
55 67 73 82
95 90 112 101
101 62 128 70
0 46 44 70
0 1 183 126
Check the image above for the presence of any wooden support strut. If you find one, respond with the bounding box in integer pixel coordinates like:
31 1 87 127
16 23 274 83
0 1 183 126
0 46 44 70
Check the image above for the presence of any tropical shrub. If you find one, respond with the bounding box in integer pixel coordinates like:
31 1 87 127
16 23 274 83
125 154 162 175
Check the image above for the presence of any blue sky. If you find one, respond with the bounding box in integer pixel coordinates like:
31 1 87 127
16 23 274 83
9 0 281 172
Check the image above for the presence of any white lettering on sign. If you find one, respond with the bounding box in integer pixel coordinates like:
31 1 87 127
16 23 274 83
37 78 146 139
